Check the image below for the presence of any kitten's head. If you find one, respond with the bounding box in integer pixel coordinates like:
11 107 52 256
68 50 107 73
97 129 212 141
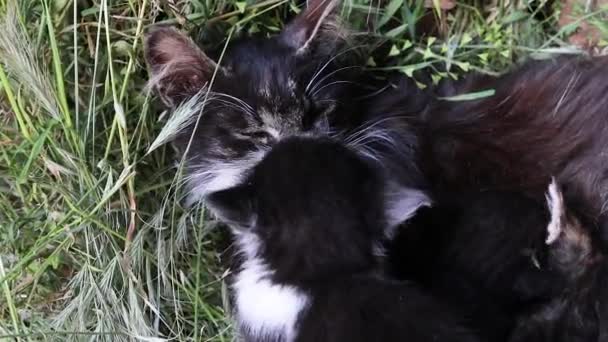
544 179 602 281
145 0 368 201
205 137 409 283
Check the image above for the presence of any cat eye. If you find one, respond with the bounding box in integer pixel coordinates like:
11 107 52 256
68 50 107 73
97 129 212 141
239 130 275 144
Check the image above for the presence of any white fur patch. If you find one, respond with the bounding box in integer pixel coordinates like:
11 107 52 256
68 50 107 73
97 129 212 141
266 126 281 140
187 133 332 204
187 150 267 204
385 186 432 238
196 165 243 193
545 178 564 245
232 233 309 342
259 109 283 138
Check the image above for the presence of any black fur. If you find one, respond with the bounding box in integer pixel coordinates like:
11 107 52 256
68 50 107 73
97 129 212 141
509 186 608 341
411 56 608 244
353 54 608 341
358 56 608 243
386 183 608 342
511 261 608 342
145 0 608 244
367 59 608 340
388 190 566 341
207 137 480 342
209 137 384 284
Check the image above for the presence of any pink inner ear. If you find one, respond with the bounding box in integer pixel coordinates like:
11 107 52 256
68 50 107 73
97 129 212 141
164 39 199 66
145 27 218 106
147 28 207 71
279 0 339 52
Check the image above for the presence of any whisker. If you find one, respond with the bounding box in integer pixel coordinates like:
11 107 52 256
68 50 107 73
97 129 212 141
211 92 255 112
311 80 359 97
308 65 362 95
205 91 257 117
342 115 405 144
305 44 367 92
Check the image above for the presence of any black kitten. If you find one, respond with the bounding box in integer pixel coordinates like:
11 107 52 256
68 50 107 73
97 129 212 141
389 180 608 341
510 181 608 342
388 185 564 341
205 137 479 342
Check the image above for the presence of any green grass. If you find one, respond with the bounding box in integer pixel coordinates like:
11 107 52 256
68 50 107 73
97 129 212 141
0 0 606 341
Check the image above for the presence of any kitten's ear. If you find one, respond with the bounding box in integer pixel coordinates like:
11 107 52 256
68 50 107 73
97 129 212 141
545 179 568 245
384 186 431 238
206 185 256 230
279 0 343 54
145 26 220 107
544 179 593 276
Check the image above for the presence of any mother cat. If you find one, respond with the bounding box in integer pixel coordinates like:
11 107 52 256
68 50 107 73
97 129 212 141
145 0 608 244
145 0 429 227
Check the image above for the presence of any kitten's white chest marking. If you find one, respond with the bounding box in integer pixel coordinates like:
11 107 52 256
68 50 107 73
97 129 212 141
232 234 309 342
187 150 268 203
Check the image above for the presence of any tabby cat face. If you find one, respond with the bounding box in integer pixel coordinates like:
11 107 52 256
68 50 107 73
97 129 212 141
145 0 365 201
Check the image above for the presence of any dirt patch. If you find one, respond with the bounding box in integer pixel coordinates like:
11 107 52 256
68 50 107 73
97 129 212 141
559 0 608 53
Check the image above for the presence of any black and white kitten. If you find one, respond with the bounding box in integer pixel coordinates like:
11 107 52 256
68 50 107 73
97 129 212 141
144 0 428 215
205 137 479 342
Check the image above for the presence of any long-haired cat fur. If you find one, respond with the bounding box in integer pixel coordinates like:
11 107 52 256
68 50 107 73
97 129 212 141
352 54 608 248
387 184 566 341
406 56 608 244
509 181 608 342
205 137 480 342
388 180 608 341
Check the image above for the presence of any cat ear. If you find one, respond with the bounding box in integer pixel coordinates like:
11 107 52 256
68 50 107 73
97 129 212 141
279 0 343 54
544 178 593 277
545 178 568 245
384 186 432 238
205 184 256 230
144 26 220 107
